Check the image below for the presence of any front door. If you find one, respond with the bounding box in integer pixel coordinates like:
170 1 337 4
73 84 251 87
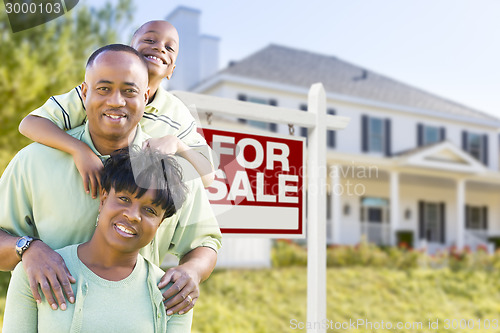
419 201 445 244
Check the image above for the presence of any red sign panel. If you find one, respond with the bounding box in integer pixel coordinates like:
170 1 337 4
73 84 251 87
199 127 305 237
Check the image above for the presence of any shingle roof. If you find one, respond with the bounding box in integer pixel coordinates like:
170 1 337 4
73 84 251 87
219 44 499 123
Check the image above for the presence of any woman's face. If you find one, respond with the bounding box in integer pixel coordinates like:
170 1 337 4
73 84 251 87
98 187 166 253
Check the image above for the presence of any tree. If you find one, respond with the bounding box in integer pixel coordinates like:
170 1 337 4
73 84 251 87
0 0 134 172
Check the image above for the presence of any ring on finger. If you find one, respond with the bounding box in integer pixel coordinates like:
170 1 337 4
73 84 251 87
186 295 192 303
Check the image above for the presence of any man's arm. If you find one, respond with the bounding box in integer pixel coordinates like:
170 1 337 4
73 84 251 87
0 229 22 271
0 229 75 310
19 115 103 198
158 246 217 315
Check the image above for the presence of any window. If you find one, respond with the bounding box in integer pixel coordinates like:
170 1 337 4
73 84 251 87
368 117 384 152
237 94 278 132
423 126 439 145
466 206 487 230
362 115 391 155
462 131 488 165
417 124 445 146
468 133 482 161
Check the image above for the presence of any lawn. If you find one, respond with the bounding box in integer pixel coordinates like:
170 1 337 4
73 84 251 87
2 268 500 332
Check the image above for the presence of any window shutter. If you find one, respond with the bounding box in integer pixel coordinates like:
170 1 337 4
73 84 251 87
465 205 470 229
269 99 278 132
462 131 468 150
418 201 425 240
385 118 392 157
440 127 446 141
361 115 368 152
327 108 336 148
440 202 446 244
482 134 489 166
300 104 308 138
417 123 423 146
237 94 248 124
483 206 488 230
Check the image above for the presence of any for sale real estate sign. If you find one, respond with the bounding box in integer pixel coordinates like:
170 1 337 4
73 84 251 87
200 127 305 238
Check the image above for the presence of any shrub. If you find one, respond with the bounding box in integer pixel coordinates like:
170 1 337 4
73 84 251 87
272 237 500 272
271 239 307 267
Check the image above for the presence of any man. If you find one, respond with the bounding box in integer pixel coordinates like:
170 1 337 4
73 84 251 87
0 44 221 316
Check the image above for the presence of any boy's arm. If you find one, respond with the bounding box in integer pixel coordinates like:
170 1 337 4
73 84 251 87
143 135 215 187
19 115 103 198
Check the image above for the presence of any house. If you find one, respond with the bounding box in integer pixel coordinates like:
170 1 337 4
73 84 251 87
165 7 500 265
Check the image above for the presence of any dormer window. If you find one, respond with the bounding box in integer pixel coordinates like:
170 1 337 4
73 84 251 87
417 124 445 146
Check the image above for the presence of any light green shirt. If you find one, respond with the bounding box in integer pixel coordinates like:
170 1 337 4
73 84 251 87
2 244 193 333
0 122 222 264
30 85 214 165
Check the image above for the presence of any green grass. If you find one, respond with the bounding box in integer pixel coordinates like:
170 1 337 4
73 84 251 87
191 267 500 333
2 268 500 332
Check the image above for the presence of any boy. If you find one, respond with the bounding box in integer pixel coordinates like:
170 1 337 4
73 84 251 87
19 20 215 199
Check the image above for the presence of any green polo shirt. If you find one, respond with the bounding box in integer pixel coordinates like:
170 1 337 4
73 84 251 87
0 123 221 265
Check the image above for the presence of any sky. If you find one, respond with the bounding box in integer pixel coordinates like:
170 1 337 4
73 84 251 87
81 0 500 119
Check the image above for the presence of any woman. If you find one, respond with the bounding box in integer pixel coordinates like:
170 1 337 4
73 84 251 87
3 147 191 332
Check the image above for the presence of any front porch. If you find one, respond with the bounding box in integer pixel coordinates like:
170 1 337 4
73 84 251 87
327 141 500 252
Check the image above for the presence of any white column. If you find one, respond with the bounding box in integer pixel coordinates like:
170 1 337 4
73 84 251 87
330 165 341 244
456 179 465 249
307 83 327 333
390 171 399 246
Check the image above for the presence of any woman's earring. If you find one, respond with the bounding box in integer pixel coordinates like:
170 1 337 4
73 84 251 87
95 214 100 227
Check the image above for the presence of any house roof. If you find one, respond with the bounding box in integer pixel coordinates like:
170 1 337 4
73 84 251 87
218 44 499 124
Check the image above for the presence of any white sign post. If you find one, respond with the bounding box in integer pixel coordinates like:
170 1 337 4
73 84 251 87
173 83 349 333
306 83 328 333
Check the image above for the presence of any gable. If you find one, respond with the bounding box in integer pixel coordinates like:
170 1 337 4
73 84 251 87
400 142 486 173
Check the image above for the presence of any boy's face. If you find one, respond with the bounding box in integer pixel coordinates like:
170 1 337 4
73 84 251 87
130 21 179 81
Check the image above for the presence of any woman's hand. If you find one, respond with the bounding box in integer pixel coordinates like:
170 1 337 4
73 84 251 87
72 144 103 199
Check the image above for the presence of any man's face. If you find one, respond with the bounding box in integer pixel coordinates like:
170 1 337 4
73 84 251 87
82 51 149 143
130 21 179 80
